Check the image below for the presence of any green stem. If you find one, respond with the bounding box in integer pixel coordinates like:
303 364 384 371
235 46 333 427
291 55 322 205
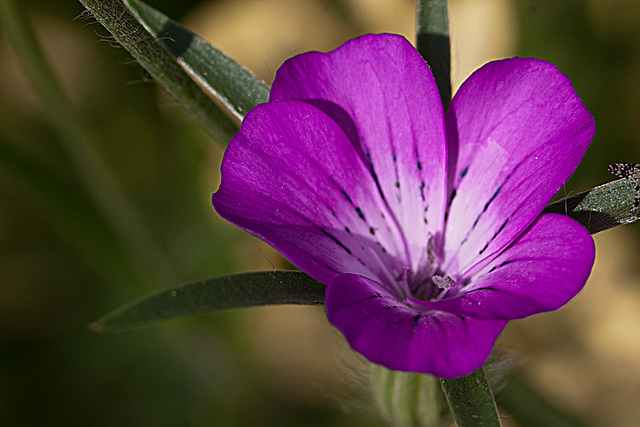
416 0 451 110
440 367 501 427
0 0 175 287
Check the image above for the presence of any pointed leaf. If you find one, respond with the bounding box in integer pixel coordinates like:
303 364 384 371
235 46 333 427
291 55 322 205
543 177 640 234
124 0 270 122
79 0 238 144
92 271 326 332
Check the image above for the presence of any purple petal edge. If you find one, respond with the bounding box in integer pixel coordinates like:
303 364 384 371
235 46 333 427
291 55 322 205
411 214 595 319
271 34 448 270
213 100 411 285
326 273 507 378
444 57 595 273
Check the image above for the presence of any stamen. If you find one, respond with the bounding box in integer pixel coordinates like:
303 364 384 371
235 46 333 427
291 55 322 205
432 275 456 289
427 234 436 265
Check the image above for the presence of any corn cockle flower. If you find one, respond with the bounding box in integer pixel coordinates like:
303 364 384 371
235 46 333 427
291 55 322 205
212 34 595 378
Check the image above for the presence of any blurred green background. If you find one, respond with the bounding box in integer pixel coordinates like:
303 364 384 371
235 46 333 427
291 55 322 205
1 0 640 426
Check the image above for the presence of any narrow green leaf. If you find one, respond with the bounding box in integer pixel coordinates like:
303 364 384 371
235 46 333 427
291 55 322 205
543 177 640 234
92 271 326 332
440 367 501 427
78 0 238 144
124 0 270 122
415 0 451 110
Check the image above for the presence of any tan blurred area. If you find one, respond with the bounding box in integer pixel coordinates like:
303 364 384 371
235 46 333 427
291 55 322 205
181 0 516 89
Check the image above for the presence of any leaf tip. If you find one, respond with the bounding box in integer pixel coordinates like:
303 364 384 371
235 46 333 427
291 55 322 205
88 321 104 333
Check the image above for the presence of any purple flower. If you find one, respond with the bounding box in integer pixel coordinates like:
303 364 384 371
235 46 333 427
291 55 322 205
213 34 595 378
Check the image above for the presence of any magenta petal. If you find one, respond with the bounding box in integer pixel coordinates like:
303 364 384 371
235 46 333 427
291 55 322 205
444 58 595 273
271 34 447 271
326 273 507 378
412 214 594 319
213 100 409 285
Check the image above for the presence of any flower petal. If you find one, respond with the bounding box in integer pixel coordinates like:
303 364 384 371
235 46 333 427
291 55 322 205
270 34 447 272
444 58 595 274
326 273 507 378
213 100 409 285
411 214 594 319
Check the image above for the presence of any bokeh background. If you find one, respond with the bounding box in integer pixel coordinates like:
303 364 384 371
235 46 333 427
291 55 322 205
2 0 640 426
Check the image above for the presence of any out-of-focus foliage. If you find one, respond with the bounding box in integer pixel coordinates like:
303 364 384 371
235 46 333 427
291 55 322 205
1 1 640 426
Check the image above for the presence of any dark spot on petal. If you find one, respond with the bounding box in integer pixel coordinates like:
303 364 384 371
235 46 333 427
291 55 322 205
467 286 496 294
375 242 388 253
472 214 481 230
417 161 423 170
488 260 511 272
413 314 422 327
483 220 510 261
496 219 508 235
341 190 352 203
395 181 400 189
449 188 457 205
479 242 489 255
370 165 381 190
318 227 351 255
385 305 401 310
345 226 351 233
369 227 376 235
356 207 366 221
483 186 502 213
357 258 366 266
370 292 383 299
461 166 469 178
419 181 426 201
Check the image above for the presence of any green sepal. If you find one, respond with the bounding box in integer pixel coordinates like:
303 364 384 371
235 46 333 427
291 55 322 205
370 364 441 427
544 177 640 234
91 271 325 332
